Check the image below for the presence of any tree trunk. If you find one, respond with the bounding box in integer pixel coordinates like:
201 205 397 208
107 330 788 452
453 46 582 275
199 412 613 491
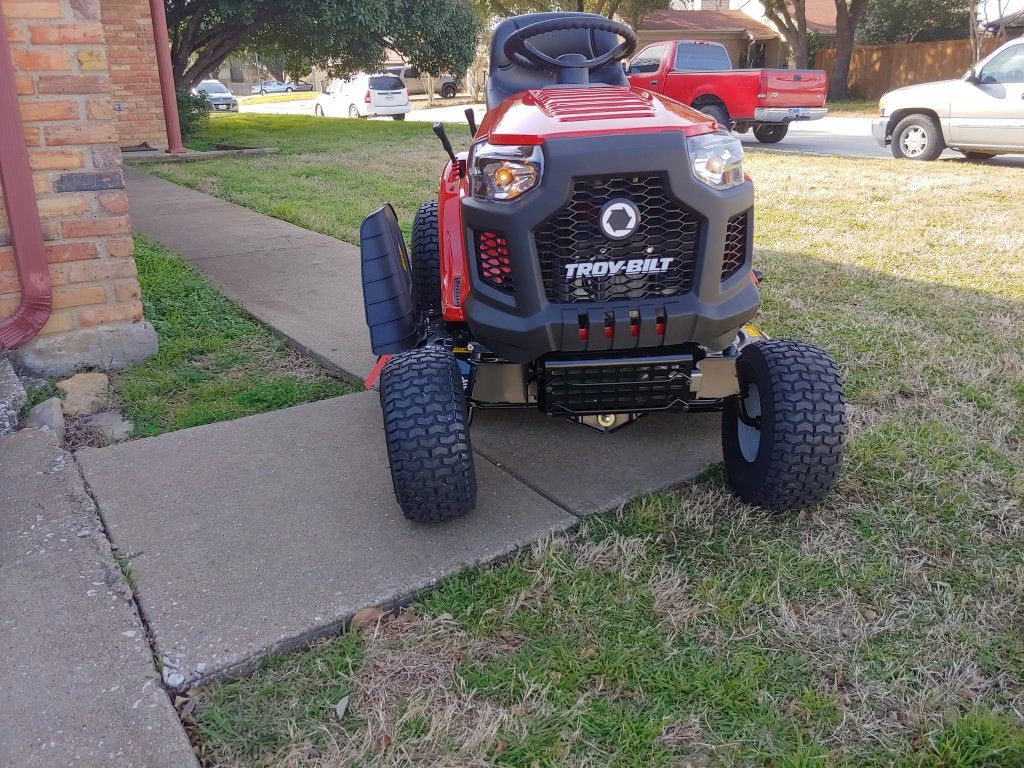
792 35 809 69
828 0 869 101
763 0 809 69
969 1 982 59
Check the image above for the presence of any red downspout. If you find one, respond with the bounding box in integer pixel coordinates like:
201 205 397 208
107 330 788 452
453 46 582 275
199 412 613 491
148 0 186 155
0 1 52 349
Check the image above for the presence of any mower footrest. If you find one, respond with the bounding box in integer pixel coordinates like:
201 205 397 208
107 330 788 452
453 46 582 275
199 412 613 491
541 352 694 416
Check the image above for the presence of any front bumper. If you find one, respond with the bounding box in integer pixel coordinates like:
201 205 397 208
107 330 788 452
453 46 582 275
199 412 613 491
871 116 890 146
461 132 759 363
754 107 827 123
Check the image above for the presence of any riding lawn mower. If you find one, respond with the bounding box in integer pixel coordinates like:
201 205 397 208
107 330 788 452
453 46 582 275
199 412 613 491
360 13 847 522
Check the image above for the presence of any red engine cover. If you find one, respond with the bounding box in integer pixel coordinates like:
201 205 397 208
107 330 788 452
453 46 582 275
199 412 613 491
478 86 715 146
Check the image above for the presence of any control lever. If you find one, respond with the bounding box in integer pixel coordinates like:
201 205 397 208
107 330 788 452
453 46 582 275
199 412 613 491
432 122 464 177
464 107 477 137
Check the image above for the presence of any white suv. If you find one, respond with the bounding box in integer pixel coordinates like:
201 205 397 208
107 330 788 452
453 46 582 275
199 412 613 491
872 36 1024 161
314 74 411 120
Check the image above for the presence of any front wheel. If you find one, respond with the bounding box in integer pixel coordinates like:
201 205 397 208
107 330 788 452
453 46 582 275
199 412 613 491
286 86 294 93
411 201 441 317
380 348 477 523
891 114 944 161
753 123 789 144
441 83 457 99
722 340 846 511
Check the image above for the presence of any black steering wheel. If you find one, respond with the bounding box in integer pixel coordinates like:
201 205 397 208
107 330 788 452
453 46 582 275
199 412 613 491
503 17 638 72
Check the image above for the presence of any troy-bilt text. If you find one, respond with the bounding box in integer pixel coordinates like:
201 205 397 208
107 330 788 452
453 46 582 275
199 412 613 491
565 257 674 280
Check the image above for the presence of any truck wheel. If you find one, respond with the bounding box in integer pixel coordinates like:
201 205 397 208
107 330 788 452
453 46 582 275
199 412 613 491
753 124 789 144
697 104 730 131
411 201 441 318
441 83 457 99
722 340 846 511
891 114 944 161
380 348 477 523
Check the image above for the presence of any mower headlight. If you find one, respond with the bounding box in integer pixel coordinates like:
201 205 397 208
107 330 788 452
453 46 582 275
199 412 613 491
470 142 542 201
687 133 745 190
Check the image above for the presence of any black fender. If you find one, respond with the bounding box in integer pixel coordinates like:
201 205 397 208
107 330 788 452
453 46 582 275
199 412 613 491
360 204 418 354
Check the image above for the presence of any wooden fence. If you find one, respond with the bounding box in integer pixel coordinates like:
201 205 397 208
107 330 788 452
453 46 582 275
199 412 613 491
815 38 999 99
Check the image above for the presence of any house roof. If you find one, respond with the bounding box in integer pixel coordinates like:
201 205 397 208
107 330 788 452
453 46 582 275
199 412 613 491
798 0 838 35
639 9 779 40
986 9 1024 30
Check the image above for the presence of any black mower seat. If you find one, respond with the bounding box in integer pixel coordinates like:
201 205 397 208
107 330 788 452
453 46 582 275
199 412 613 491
486 12 630 111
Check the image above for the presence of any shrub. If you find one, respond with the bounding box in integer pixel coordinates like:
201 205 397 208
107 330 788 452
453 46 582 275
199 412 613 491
177 89 210 140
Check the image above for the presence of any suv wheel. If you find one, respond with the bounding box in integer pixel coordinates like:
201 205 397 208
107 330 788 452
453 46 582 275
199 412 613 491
348 104 360 119
441 83 457 99
892 114 945 161
411 201 441 317
753 123 789 144
380 348 476 522
722 340 847 511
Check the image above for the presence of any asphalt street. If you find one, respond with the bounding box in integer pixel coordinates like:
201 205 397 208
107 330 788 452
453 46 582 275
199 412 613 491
237 100 1024 166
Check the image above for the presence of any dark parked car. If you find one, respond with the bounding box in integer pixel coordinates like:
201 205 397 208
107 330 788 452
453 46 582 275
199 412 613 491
194 79 238 112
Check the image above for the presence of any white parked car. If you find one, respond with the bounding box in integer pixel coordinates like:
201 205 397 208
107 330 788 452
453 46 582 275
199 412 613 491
872 36 1024 161
314 74 411 120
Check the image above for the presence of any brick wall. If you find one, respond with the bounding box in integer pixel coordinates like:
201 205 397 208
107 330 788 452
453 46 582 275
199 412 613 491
100 0 166 148
1 0 149 361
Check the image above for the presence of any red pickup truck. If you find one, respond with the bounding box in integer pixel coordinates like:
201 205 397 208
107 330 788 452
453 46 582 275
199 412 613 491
625 40 828 143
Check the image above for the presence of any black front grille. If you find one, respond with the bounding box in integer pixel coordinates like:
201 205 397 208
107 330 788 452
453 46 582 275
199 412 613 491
722 211 749 281
534 176 701 304
542 353 694 415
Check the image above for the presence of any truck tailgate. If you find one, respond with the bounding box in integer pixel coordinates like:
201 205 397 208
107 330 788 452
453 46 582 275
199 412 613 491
759 70 827 108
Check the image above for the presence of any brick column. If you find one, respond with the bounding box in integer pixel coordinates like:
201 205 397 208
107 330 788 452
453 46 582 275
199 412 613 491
1 0 157 375
101 0 168 149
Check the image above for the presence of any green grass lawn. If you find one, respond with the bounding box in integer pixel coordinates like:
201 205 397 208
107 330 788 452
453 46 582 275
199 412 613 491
146 114 469 241
112 236 353 436
147 115 1024 767
825 99 878 117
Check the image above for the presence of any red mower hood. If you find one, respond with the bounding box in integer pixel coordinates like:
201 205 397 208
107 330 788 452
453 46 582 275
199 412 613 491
478 86 716 146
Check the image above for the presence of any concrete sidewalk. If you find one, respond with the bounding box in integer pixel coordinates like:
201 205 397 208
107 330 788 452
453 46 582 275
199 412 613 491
82 170 721 692
125 168 376 383
0 429 198 768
